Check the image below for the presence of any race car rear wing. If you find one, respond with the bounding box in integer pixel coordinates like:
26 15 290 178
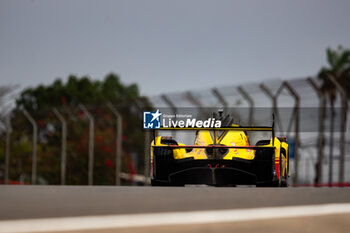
151 114 276 149
155 126 273 131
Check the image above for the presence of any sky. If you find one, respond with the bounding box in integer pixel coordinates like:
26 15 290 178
0 0 350 96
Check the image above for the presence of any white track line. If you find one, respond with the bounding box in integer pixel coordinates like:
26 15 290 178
1 203 350 233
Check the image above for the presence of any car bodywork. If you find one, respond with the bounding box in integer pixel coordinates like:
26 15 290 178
150 114 289 187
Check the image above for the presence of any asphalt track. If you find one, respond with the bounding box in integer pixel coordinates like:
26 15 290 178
1 186 350 232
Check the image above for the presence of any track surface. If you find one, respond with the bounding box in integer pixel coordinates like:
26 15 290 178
1 186 350 233
1 186 350 220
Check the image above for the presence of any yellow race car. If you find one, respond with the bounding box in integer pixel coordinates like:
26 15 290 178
150 112 289 187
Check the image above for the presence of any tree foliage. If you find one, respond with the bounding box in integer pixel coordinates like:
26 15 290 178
318 45 350 104
3 73 150 185
16 73 141 111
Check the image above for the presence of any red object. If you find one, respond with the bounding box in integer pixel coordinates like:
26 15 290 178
0 180 25 185
96 136 103 143
127 160 137 183
78 110 84 118
105 158 113 168
127 161 137 175
296 182 350 187
61 96 66 105
275 158 280 179
37 120 45 128
104 146 112 153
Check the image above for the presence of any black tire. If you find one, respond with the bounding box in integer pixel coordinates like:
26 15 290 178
281 179 288 187
152 138 177 185
257 152 282 187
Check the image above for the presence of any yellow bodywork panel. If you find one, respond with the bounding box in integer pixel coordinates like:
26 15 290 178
152 130 287 164
152 128 257 161
151 137 190 161
183 130 255 160
281 142 289 177
260 138 289 177
151 127 289 180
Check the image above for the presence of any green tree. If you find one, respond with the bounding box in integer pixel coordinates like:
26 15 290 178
5 73 150 185
318 45 350 103
16 73 144 111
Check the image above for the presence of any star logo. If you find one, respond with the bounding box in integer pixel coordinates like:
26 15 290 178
143 110 162 129
150 109 162 122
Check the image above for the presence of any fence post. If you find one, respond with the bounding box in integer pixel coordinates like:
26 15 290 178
79 104 94 186
186 91 208 118
132 99 150 185
22 109 38 185
161 95 177 138
53 108 67 185
212 88 228 112
107 102 123 186
237 86 254 125
278 81 300 186
259 83 281 129
307 78 326 186
260 82 300 185
4 116 11 184
326 74 347 185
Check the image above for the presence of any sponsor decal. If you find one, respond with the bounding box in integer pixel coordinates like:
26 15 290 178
143 109 222 128
143 109 162 129
162 118 221 128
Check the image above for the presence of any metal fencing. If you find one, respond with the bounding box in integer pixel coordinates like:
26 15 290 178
149 76 349 186
0 103 149 185
0 76 349 186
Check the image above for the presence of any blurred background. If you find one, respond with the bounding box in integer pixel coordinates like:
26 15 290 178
0 0 350 187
